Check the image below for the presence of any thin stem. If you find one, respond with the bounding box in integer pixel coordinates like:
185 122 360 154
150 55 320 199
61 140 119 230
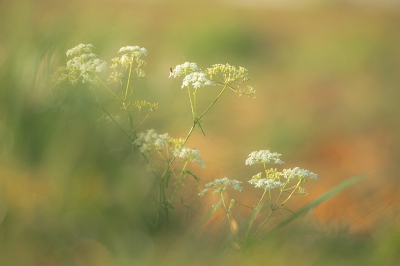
193 89 198 118
169 161 188 204
220 192 233 232
125 62 134 99
280 180 302 206
187 86 195 119
91 86 131 140
198 84 227 121
254 208 274 237
97 76 120 99
246 189 267 240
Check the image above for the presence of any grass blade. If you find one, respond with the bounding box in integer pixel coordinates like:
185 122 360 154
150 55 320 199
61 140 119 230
266 174 366 236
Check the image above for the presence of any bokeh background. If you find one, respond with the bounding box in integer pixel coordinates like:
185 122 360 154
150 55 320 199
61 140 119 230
1 0 400 265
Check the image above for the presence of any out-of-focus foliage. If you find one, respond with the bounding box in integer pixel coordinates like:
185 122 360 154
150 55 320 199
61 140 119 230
1 0 400 265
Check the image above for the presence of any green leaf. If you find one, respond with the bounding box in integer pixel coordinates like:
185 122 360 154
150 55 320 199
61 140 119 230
196 120 206 137
193 200 222 233
183 170 201 184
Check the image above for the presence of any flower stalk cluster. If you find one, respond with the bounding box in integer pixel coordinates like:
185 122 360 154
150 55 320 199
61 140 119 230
199 149 318 242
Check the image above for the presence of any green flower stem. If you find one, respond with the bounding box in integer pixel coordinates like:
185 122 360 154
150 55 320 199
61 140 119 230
245 188 267 240
198 84 228 121
156 84 228 225
169 161 188 204
220 192 233 232
187 86 195 119
91 85 131 140
263 163 272 202
254 208 274 237
97 76 120 99
158 84 227 185
193 89 198 119
280 180 302 206
125 62 133 99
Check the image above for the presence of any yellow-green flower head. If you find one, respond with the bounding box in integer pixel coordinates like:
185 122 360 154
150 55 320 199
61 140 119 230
206 63 250 84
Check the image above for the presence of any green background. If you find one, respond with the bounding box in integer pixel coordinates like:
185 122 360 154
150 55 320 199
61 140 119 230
1 0 400 265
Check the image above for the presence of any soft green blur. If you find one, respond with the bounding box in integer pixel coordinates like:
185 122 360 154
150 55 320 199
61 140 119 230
1 0 400 265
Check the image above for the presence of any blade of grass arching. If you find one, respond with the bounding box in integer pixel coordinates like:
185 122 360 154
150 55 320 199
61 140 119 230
192 199 222 233
267 174 366 236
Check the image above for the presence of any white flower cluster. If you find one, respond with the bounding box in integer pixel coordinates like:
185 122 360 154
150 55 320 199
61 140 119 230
66 44 95 57
281 167 318 181
169 62 200 78
53 44 107 85
66 53 107 84
133 129 173 153
109 46 148 82
246 150 318 191
133 129 205 168
245 150 284 165
54 44 107 86
173 146 205 168
199 177 242 195
248 178 284 190
117 46 148 58
181 72 214 89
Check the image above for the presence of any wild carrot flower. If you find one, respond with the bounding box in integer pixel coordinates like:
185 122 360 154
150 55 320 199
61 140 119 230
200 177 242 195
109 46 147 82
169 62 200 78
281 167 318 181
54 44 106 86
172 146 206 168
245 150 284 165
133 129 205 167
181 72 214 89
248 178 284 190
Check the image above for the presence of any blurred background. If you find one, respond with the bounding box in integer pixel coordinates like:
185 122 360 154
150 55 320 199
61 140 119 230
1 0 400 265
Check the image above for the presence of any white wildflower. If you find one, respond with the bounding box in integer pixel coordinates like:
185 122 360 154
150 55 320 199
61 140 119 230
169 62 200 78
248 178 284 190
204 177 242 194
109 45 147 82
181 72 214 89
117 46 148 58
281 167 318 181
53 44 106 86
173 146 206 168
245 150 284 165
66 44 95 57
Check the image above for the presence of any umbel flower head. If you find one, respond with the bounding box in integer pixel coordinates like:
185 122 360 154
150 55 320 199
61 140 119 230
199 177 242 195
181 72 214 89
281 167 318 181
53 43 107 86
109 45 148 82
245 150 284 165
133 129 206 168
169 62 200 78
